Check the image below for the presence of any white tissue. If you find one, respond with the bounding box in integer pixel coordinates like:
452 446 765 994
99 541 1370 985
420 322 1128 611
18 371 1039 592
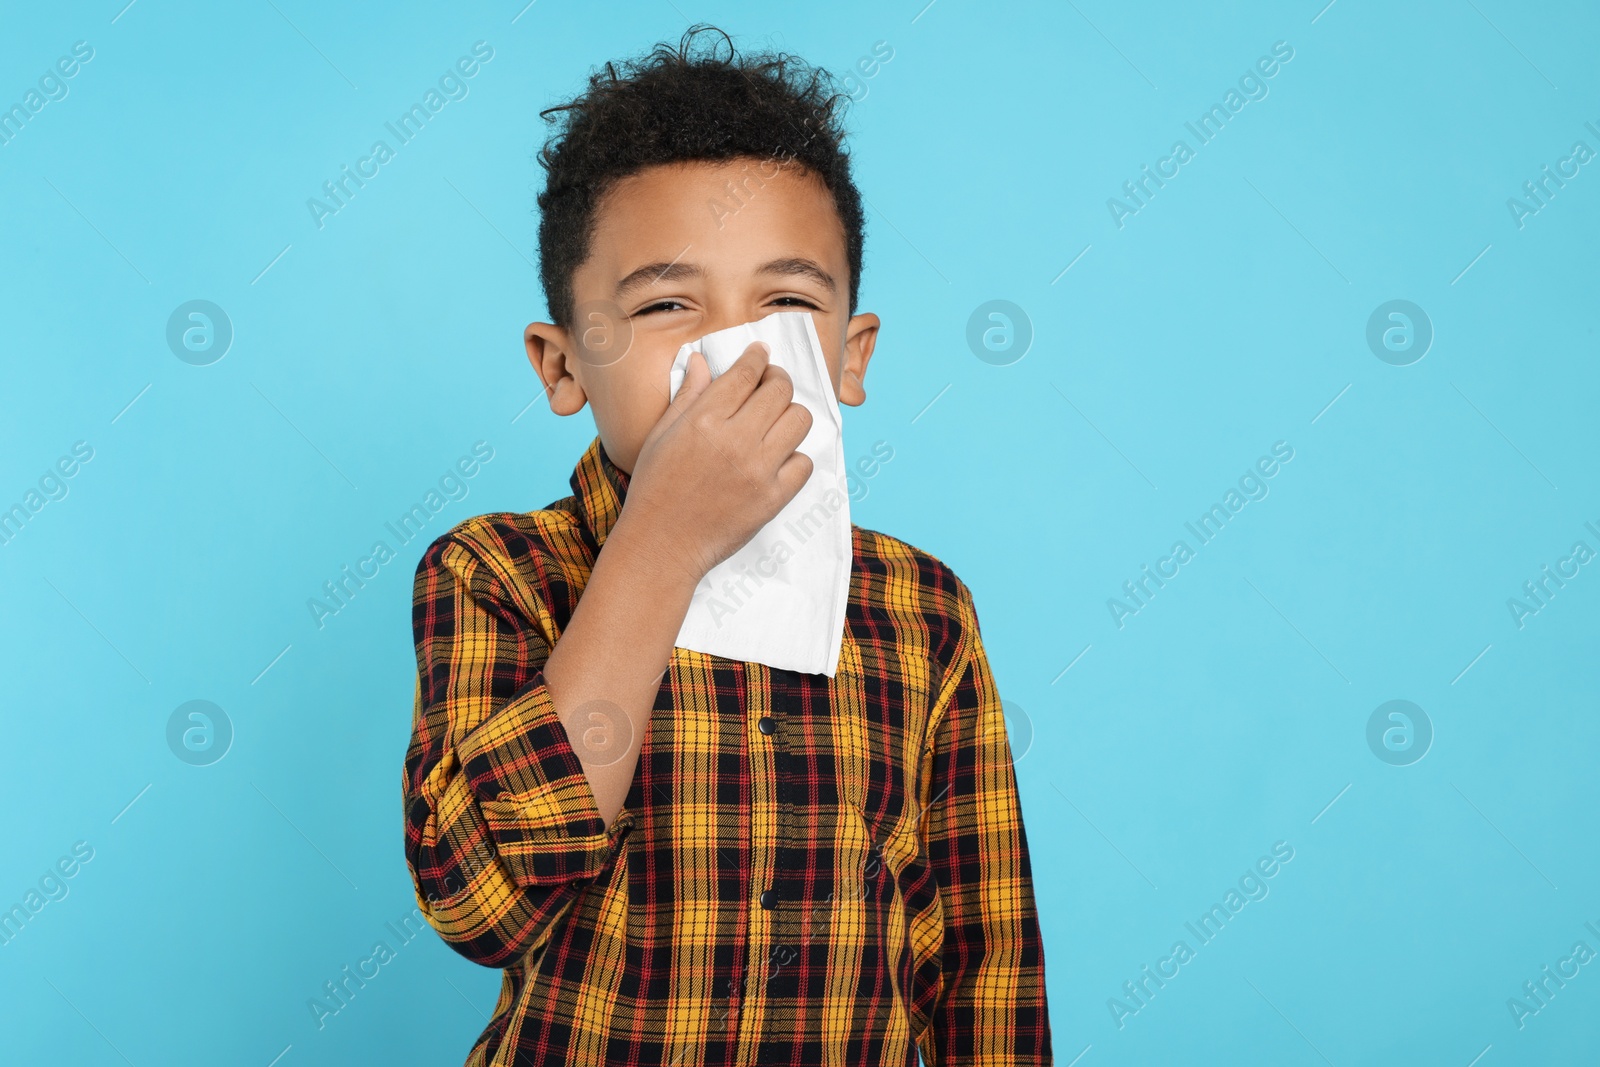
665 311 851 677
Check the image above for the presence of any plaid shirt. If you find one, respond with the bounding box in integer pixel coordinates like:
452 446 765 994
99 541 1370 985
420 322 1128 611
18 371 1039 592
402 434 1052 1066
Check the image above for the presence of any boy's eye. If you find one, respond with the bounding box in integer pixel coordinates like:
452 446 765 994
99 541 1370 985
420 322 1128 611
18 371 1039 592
634 296 817 315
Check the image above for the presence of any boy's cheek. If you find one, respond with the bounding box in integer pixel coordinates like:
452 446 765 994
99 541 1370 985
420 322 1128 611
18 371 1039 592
595 363 684 448
570 297 636 367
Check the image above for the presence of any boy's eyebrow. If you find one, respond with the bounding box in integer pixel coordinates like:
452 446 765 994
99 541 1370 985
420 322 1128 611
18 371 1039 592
757 257 836 293
614 261 702 298
612 257 836 298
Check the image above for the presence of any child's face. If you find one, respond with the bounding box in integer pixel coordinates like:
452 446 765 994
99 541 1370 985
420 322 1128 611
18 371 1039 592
525 158 880 475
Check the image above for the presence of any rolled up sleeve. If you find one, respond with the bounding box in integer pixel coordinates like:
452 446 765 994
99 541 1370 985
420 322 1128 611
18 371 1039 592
402 532 630 969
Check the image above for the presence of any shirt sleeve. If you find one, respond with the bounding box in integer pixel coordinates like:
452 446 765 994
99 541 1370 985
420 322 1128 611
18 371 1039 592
917 579 1054 1066
402 531 633 969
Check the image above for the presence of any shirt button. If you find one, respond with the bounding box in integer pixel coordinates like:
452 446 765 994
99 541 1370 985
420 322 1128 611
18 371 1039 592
759 889 778 910
757 716 776 735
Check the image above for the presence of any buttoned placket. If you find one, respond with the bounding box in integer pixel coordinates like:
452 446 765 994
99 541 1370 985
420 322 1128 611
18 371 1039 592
765 666 792 920
731 663 796 1060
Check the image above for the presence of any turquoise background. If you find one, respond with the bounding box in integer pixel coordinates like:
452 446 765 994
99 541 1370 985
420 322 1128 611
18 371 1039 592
3 0 1598 1063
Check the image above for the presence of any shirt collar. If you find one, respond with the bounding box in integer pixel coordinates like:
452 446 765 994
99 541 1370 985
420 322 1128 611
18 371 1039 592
569 434 632 550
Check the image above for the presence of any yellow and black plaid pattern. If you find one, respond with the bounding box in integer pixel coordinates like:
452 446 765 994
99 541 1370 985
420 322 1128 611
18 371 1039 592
402 434 1052 1066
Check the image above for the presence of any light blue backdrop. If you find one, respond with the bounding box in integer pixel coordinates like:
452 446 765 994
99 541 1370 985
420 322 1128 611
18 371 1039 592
2 0 1597 1063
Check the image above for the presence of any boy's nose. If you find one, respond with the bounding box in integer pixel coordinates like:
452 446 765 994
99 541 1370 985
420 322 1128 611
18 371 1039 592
695 311 759 338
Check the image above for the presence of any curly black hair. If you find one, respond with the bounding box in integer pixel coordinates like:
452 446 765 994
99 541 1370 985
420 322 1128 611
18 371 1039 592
534 24 864 329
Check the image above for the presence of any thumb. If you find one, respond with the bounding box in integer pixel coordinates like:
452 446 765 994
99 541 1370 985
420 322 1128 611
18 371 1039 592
675 349 711 406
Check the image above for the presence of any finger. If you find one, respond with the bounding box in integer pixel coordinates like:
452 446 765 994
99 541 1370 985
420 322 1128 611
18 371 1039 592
647 352 708 452
761 398 812 455
734 359 796 435
775 448 815 502
672 350 711 408
705 341 771 410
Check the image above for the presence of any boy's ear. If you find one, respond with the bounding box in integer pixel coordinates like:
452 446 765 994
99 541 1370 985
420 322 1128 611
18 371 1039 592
525 321 589 416
838 312 880 408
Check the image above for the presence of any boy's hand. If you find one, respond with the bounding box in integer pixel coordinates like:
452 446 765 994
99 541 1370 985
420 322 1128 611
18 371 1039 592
624 341 814 580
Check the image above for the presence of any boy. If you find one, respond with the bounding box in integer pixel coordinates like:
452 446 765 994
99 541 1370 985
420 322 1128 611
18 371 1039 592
402 25 1051 1067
